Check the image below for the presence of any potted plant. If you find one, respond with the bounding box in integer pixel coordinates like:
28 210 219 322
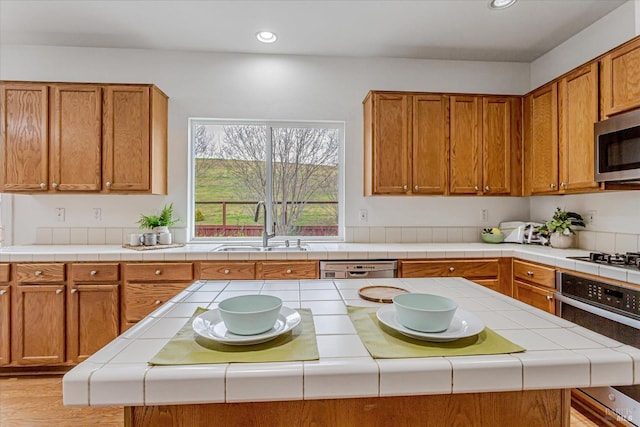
538 207 585 249
137 203 180 234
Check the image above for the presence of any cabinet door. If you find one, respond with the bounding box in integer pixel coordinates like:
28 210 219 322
103 85 151 192
124 282 191 323
371 93 410 194
524 83 559 195
482 97 511 195
513 259 556 289
0 285 9 365
50 84 102 191
13 284 66 365
601 37 640 117
0 83 49 192
514 280 555 314
401 259 499 279
559 63 600 193
412 94 448 194
449 96 481 194
67 284 119 362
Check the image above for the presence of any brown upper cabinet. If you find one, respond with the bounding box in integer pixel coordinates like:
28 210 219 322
0 81 168 194
450 95 521 195
601 37 640 118
364 90 520 196
364 91 448 195
524 62 600 195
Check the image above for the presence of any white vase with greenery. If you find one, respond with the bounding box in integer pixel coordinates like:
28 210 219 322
538 207 585 249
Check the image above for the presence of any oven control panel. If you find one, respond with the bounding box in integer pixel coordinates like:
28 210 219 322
560 273 640 318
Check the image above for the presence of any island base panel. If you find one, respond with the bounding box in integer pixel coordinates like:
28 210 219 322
125 389 570 427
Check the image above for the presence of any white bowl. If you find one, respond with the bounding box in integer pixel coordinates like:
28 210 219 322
392 293 458 333
218 295 283 335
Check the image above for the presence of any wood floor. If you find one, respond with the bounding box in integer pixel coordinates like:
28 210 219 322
0 375 598 427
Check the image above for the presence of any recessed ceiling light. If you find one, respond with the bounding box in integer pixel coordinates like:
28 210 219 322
256 31 277 44
489 0 517 9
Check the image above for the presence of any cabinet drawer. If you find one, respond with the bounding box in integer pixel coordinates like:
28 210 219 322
124 283 190 322
71 263 119 282
200 262 256 280
15 263 65 283
401 259 499 279
125 263 193 282
514 280 556 314
258 261 319 279
513 260 555 289
0 264 9 282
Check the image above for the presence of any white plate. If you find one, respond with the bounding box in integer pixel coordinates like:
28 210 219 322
192 306 302 346
376 305 485 342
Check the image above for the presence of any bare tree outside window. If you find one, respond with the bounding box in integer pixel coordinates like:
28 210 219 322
192 121 340 238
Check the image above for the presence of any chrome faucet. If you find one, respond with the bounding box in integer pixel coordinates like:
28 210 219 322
254 201 276 248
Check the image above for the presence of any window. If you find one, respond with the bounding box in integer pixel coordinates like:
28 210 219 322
189 119 343 241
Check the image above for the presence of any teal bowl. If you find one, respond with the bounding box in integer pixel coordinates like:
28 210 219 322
481 232 505 244
392 293 458 333
218 295 283 335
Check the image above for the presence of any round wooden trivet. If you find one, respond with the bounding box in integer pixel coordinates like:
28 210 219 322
358 285 409 303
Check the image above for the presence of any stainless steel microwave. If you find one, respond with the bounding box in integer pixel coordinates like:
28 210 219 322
595 108 640 183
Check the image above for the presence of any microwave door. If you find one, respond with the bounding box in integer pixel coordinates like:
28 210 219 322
595 108 640 183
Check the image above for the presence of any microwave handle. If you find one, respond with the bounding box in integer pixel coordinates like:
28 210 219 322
555 293 640 330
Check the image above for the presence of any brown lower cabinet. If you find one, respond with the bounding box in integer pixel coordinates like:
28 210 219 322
122 262 194 331
399 258 512 296
257 261 319 280
512 259 556 314
200 262 256 280
67 263 120 363
0 264 11 365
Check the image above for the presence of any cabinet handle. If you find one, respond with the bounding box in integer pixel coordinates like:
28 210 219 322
34 271 42 276
414 185 419 191
155 269 162 275
546 295 553 301
106 181 112 188
402 185 408 191
52 182 58 189
40 182 46 189
71 288 77 294
474 186 479 191
560 182 567 188
527 271 534 276
449 267 455 272
56 289 63 294
550 183 556 189
155 300 162 305
0 290 6 295
224 269 230 274
90 270 97 276
286 269 292 274
485 185 490 191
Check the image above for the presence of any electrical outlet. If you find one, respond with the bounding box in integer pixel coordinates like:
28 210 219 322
56 208 65 222
359 209 368 222
481 209 489 223
93 208 102 221
586 210 597 226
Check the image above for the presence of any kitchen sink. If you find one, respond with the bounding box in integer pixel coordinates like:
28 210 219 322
212 244 309 252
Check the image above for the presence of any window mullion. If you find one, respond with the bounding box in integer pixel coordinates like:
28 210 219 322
265 124 274 236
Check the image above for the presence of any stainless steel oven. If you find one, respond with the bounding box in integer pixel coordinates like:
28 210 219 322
556 271 640 425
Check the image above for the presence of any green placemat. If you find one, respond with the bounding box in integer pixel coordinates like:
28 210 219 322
149 307 319 365
347 306 525 359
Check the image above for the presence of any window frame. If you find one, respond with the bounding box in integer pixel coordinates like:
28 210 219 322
187 118 345 243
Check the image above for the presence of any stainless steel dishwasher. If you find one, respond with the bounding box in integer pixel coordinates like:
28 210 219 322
319 260 397 279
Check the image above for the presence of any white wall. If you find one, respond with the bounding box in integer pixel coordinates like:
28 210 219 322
0 45 531 244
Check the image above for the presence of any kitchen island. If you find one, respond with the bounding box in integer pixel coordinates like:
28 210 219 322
62 276 639 426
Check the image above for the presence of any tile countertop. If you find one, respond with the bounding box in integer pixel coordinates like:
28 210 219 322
1 242 639 285
62 276 640 407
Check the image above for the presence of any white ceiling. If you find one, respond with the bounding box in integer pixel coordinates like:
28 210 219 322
0 0 628 62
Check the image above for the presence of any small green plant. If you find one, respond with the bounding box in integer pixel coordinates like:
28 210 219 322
538 207 585 236
137 203 180 230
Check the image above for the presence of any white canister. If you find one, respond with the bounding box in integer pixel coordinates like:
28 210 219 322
158 232 172 245
128 233 143 246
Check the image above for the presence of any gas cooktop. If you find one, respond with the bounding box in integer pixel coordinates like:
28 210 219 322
568 252 640 271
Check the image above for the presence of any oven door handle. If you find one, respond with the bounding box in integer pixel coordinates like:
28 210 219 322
555 293 640 330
